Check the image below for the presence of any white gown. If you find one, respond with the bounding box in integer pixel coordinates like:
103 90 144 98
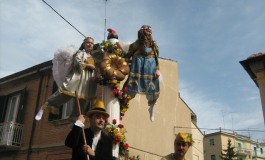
103 85 120 158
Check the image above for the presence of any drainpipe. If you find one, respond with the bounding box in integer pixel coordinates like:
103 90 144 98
26 67 44 160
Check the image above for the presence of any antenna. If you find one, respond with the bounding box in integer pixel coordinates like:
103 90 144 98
104 0 108 41
222 110 226 129
230 112 234 132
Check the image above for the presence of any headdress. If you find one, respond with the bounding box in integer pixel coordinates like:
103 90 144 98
140 25 152 31
175 133 194 144
138 25 153 42
107 28 118 40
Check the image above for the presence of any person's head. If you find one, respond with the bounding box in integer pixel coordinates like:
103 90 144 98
173 133 193 159
138 25 152 41
87 100 109 131
79 37 94 52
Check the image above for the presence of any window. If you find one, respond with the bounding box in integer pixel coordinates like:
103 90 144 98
0 89 26 124
48 99 74 121
237 142 242 148
210 138 215 146
48 82 74 121
0 89 26 146
210 155 216 160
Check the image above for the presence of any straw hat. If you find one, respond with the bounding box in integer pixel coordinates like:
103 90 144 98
87 100 109 118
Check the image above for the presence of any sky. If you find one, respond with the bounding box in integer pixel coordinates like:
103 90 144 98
1 0 265 141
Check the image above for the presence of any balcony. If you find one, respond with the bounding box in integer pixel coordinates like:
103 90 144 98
0 121 23 150
237 148 251 156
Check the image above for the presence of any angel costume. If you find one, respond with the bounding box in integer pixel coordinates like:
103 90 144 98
35 48 97 120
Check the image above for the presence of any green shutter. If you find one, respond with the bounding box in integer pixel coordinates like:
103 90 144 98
0 95 8 122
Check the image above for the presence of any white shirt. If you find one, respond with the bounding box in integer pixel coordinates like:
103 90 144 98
92 131 101 150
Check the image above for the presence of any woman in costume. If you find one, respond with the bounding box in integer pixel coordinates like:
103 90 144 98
35 37 97 120
123 25 160 122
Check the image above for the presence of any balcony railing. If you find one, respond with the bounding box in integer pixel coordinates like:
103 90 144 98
0 121 23 148
236 148 251 156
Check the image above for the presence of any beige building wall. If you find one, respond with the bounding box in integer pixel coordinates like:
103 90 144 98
191 122 204 160
122 58 204 160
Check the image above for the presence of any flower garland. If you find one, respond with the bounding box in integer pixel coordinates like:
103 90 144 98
95 75 131 120
97 40 131 158
100 40 126 57
105 119 129 156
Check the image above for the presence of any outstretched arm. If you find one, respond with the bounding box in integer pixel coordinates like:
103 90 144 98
65 115 85 148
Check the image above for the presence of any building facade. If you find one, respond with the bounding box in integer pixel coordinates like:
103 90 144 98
204 131 265 160
240 52 265 123
252 141 265 160
0 58 203 160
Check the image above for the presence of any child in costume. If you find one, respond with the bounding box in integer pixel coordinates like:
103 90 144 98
35 37 97 120
123 25 160 122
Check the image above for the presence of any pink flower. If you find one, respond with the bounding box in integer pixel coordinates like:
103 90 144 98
118 124 124 128
113 88 119 95
118 92 123 98
112 119 117 124
114 137 119 144
124 143 129 150
124 98 129 103
123 86 129 92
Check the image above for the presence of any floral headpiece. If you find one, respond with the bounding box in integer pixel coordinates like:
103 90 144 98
175 133 194 144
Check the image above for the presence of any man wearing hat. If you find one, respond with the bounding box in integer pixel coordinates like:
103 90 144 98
161 133 193 160
65 100 113 160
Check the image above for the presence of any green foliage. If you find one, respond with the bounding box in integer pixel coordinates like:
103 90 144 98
219 139 238 160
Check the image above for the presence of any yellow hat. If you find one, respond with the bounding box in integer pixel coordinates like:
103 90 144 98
175 133 193 144
87 100 109 118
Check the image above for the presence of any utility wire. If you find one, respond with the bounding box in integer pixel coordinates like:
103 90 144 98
41 0 86 38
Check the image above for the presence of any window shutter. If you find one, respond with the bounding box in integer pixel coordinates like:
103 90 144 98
16 88 27 123
0 95 8 123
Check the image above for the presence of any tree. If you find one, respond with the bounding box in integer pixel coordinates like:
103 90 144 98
220 139 237 160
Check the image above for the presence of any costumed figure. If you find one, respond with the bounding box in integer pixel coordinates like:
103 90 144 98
123 25 160 122
96 28 129 158
35 37 97 120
